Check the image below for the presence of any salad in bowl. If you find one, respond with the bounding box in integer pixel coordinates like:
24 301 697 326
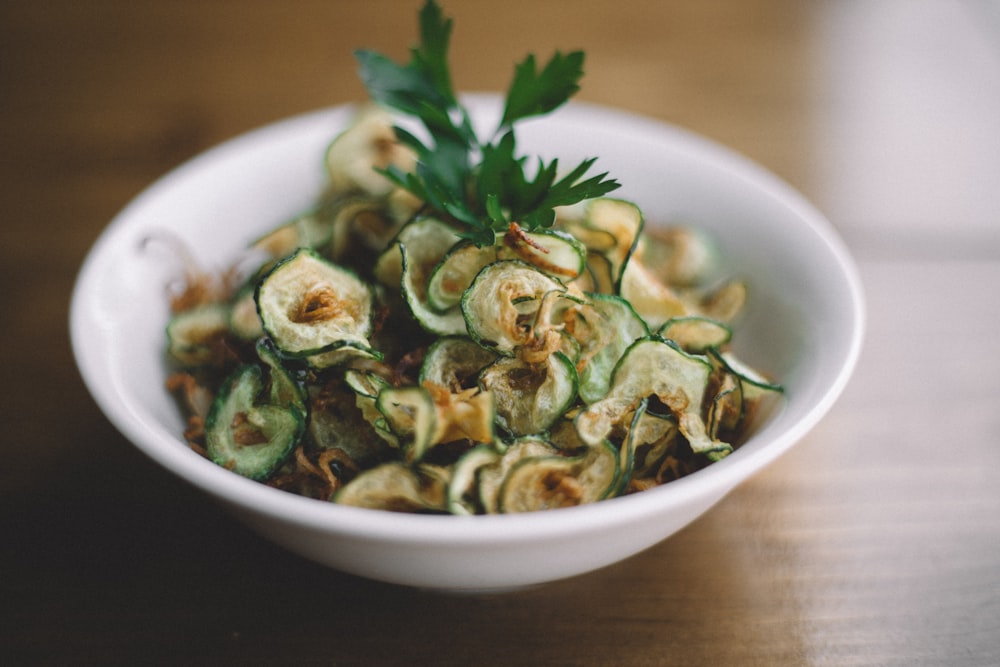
71 0 862 590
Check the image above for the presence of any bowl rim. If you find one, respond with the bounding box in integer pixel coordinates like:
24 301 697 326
70 96 865 545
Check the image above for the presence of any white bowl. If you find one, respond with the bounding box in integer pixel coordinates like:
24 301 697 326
70 95 864 592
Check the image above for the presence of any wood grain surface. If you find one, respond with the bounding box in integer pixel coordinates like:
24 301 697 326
3 1 999 664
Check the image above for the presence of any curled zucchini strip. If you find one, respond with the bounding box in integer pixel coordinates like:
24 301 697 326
699 280 749 324
461 260 566 356
501 227 587 281
634 225 719 288
448 445 502 515
334 462 449 513
327 196 401 260
166 303 230 367
344 369 398 448
255 249 379 369
308 370 393 467
575 293 649 404
205 365 305 481
577 251 614 294
498 440 619 513
709 348 784 399
400 241 467 336
619 258 690 330
251 208 335 261
323 105 417 198
576 336 731 459
377 384 495 463
374 217 458 288
376 386 438 463
707 372 744 441
375 217 467 336
479 351 578 437
255 338 306 410
477 437 561 514
426 228 587 313
419 336 497 392
582 198 643 287
657 315 732 354
557 197 643 291
628 404 681 481
426 241 498 312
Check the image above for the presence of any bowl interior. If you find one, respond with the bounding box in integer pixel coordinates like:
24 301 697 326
71 96 863 545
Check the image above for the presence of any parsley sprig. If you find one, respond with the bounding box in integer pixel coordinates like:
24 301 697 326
354 0 620 246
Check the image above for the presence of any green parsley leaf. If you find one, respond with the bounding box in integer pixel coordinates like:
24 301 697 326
413 0 457 104
355 0 620 245
354 0 474 147
500 51 585 129
485 194 505 225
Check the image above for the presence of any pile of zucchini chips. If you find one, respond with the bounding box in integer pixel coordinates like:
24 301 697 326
165 2 781 513
166 107 781 514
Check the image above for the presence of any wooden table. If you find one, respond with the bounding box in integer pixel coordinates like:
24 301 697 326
4 1 999 664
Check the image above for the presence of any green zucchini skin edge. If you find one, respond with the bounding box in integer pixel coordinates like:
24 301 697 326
254 248 382 366
205 364 306 481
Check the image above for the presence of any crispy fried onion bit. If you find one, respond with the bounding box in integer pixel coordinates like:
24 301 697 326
423 381 494 444
269 446 360 500
140 232 249 312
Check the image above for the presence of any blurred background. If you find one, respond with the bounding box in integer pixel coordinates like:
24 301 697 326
6 1 999 260
3 1 999 664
